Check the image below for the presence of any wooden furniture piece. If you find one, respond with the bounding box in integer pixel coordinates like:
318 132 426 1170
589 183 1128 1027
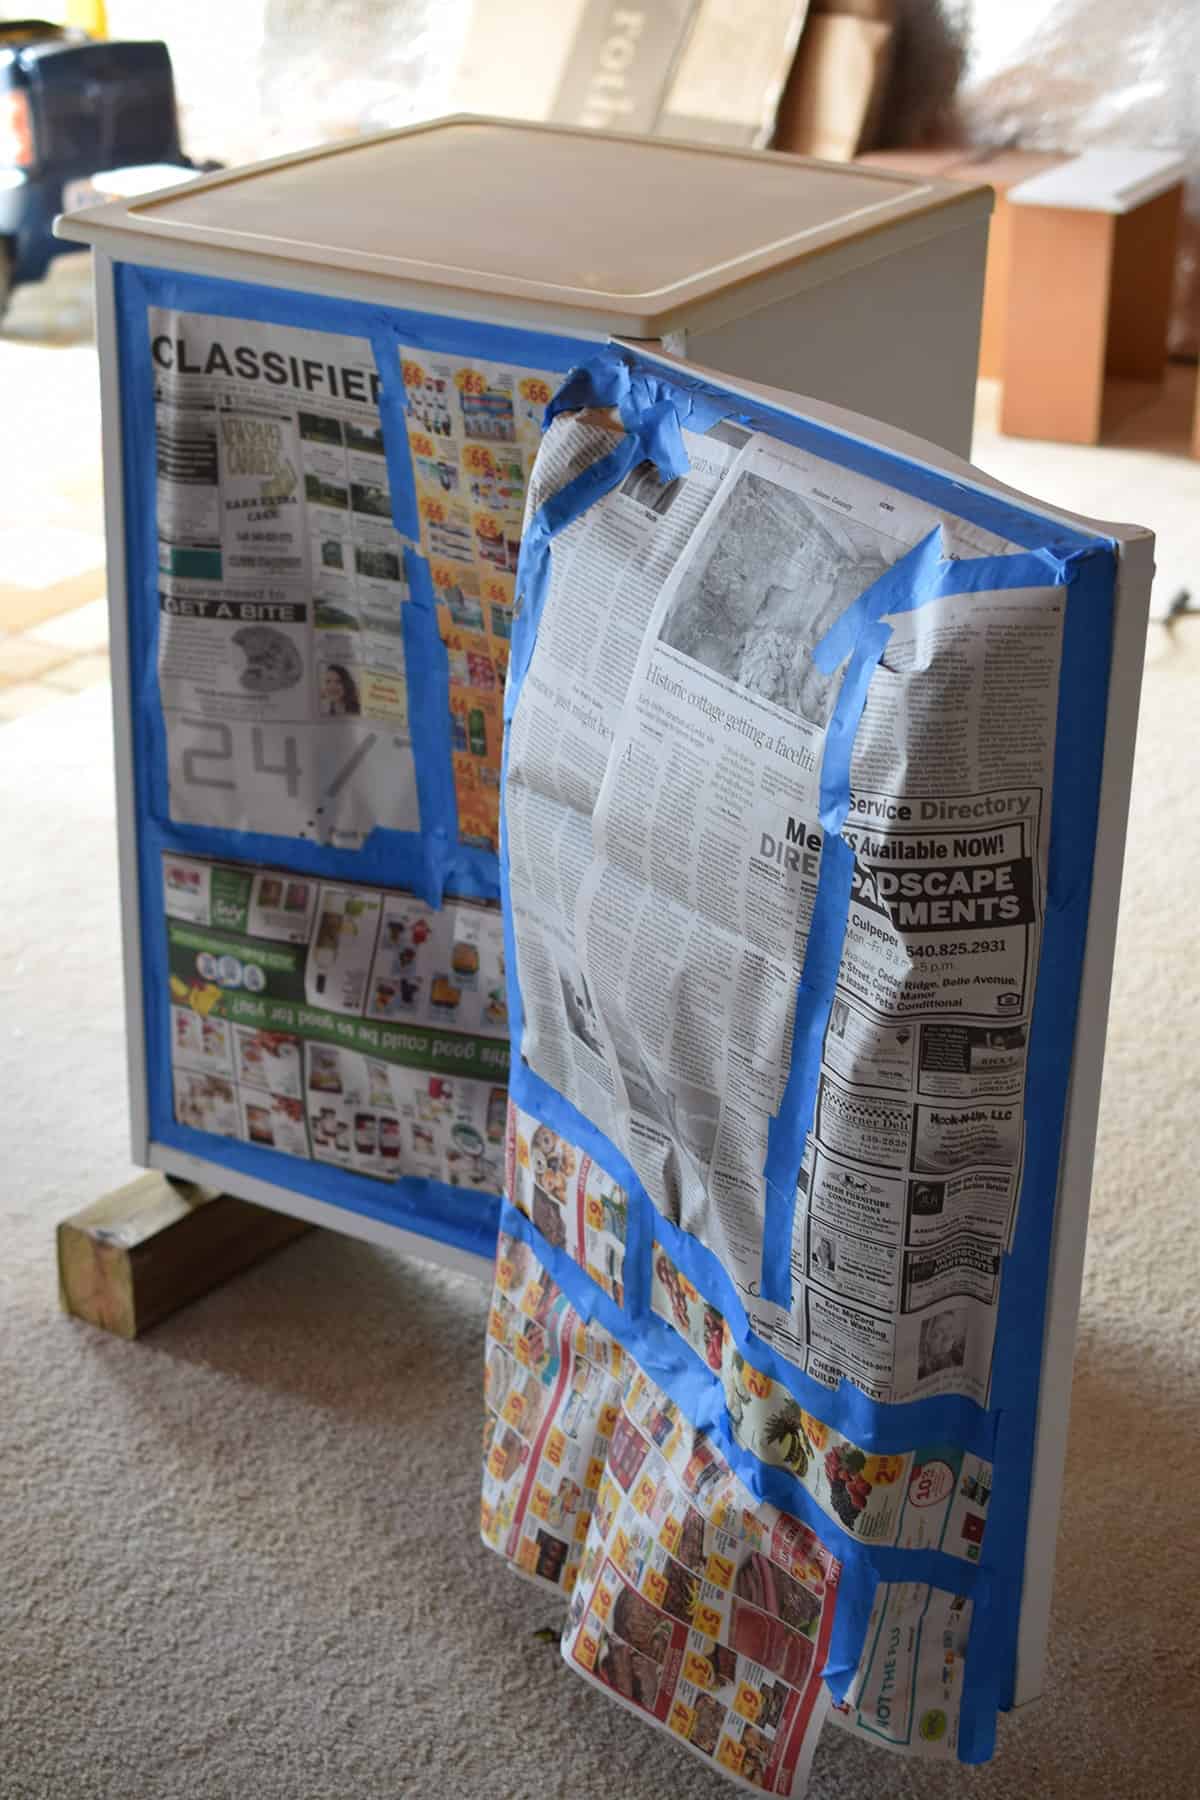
1000 149 1186 444
957 150 1070 381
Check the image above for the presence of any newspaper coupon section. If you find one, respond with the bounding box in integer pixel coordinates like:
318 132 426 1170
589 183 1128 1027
486 348 1117 1791
399 345 561 854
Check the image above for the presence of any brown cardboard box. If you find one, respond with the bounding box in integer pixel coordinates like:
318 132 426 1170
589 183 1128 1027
774 15 893 163
774 2 894 163
451 0 807 149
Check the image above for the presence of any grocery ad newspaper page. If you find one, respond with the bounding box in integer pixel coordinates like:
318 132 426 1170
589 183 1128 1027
399 346 561 851
164 852 508 1189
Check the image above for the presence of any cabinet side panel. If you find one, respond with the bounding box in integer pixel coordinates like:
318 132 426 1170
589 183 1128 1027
685 218 988 458
1012 533 1154 1705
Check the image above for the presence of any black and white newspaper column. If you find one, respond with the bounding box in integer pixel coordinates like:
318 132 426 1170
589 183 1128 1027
737 452 1065 1407
150 310 417 845
504 420 745 1133
509 418 1063 1408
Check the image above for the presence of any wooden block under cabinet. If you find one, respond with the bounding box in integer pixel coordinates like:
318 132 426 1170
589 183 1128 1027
57 1171 310 1339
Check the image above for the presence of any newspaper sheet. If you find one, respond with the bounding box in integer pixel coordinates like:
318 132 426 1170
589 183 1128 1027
163 852 508 1189
482 1228 839 1795
507 420 1064 1408
828 1580 974 1758
151 311 417 847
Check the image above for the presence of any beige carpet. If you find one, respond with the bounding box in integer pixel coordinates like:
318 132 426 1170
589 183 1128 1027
2 621 1198 1790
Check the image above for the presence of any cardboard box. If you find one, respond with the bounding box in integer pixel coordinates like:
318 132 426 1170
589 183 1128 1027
451 0 807 148
774 1 894 163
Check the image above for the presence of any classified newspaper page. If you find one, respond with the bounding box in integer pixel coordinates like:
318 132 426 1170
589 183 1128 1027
151 311 417 845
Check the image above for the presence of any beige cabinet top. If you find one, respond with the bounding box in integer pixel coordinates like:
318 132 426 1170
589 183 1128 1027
57 115 989 335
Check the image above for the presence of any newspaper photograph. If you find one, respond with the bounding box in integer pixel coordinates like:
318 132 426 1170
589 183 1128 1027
507 412 1065 1408
151 310 418 846
163 852 508 1190
399 346 560 851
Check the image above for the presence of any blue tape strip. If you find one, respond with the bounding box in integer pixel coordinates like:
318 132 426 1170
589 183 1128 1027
546 351 731 440
398 544 457 900
760 530 946 1308
621 347 1102 561
759 831 854 1307
954 544 1117 1762
499 344 1119 1761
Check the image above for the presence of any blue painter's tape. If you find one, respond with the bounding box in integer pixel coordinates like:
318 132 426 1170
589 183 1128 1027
760 533 947 1307
811 528 945 679
954 543 1117 1759
758 830 855 1308
546 351 730 442
620 346 1103 561
822 1563 879 1699
397 543 460 903
366 322 421 542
